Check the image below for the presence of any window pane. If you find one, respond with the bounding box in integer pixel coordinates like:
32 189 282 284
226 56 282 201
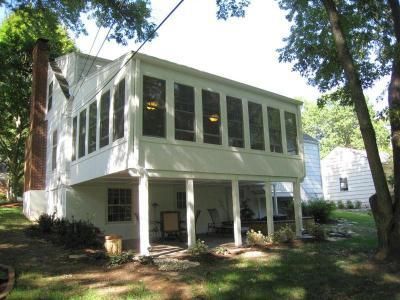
202 90 221 145
100 90 110 148
174 83 195 141
88 101 97 154
72 116 77 161
227 96 244 148
78 109 86 158
267 107 283 153
143 76 166 137
113 79 125 141
284 111 298 155
107 188 132 222
52 130 57 170
48 81 53 111
248 101 265 150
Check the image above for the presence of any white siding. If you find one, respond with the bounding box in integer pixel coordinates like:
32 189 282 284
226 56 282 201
322 147 376 206
302 141 323 200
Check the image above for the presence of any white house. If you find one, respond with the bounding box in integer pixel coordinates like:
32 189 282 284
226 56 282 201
321 147 390 207
23 39 305 255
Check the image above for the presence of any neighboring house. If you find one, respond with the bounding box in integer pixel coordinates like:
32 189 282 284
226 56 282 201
321 147 390 207
23 39 305 255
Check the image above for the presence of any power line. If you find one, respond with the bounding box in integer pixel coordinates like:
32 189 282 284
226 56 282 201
73 0 185 106
71 26 102 97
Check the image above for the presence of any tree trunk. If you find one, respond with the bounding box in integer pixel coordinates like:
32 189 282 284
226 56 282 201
388 0 400 255
322 0 395 258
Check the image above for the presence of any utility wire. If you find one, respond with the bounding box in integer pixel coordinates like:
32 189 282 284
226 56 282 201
74 0 185 105
71 26 102 97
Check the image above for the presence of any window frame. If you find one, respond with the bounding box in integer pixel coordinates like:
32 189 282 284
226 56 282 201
339 177 349 191
202 89 222 145
248 101 265 150
88 101 97 154
78 109 87 158
176 191 186 209
113 79 126 141
174 82 195 142
142 75 167 138
267 106 283 153
107 188 132 223
99 90 111 148
284 111 299 155
227 96 244 148
71 116 77 161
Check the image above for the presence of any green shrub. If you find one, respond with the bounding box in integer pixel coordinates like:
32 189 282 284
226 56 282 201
32 213 102 249
346 200 355 209
304 199 335 224
37 213 56 234
214 246 230 255
108 251 135 267
355 201 362 209
0 193 7 201
188 239 208 256
246 229 267 247
271 225 295 243
307 223 326 241
337 200 345 209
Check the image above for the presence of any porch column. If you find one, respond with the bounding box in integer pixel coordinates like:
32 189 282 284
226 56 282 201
273 184 279 215
293 179 303 237
264 181 274 235
232 179 242 247
186 179 196 248
138 173 150 256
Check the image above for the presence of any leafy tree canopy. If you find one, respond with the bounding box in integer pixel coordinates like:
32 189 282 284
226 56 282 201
1 0 156 45
302 100 391 157
0 8 75 199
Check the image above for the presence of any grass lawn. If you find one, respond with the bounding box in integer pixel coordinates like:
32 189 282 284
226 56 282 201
1 206 400 299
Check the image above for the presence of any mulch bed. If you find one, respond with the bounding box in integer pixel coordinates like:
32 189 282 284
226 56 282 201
0 202 22 208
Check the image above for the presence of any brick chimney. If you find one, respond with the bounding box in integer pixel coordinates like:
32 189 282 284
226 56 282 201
24 38 49 192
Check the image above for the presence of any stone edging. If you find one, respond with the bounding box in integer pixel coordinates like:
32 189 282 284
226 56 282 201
0 264 15 300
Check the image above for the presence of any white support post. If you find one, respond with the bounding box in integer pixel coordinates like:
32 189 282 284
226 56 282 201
232 179 242 247
293 180 303 237
264 181 274 235
138 173 150 256
273 184 279 216
186 179 196 248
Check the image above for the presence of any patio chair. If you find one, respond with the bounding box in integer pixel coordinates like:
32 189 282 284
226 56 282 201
207 209 233 234
160 211 184 241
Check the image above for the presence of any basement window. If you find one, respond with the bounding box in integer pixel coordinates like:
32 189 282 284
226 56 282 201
108 189 132 222
340 177 348 191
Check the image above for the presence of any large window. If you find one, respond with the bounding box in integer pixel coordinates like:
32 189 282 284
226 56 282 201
284 111 298 155
78 109 86 158
113 79 125 141
88 101 97 154
72 116 77 161
52 130 57 170
108 189 132 222
267 107 283 153
99 90 110 148
48 81 53 111
227 96 244 147
143 76 166 137
202 90 221 145
248 101 265 150
174 83 195 141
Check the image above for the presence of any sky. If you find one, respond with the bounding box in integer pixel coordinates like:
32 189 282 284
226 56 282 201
0 0 388 106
